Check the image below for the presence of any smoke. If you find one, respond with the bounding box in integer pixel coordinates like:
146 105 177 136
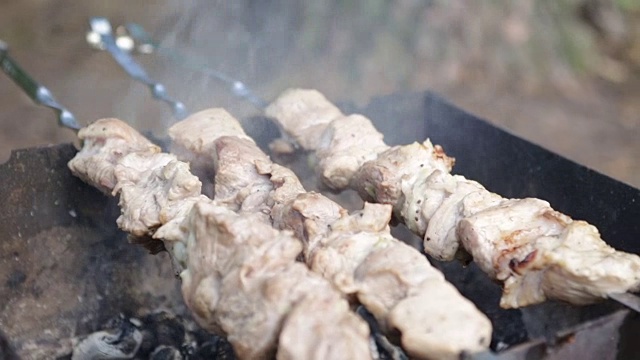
113 0 601 126
0 0 637 216
112 0 632 187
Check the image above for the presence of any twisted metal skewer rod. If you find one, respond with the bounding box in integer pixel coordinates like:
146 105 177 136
0 40 81 131
99 21 268 110
88 17 187 120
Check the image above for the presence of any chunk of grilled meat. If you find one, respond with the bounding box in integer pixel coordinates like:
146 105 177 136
265 88 640 308
68 118 372 360
168 110 492 359
68 118 160 194
179 203 371 360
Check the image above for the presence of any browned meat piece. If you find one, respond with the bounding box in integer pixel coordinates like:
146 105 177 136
212 137 272 216
278 288 373 360
259 161 346 255
168 108 255 197
69 119 203 270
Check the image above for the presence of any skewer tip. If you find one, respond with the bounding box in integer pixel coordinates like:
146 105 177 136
609 292 640 313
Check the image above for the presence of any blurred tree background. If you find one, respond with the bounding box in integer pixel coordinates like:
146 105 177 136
0 0 638 186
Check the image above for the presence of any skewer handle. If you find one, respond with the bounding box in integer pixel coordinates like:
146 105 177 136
0 40 80 131
88 18 187 120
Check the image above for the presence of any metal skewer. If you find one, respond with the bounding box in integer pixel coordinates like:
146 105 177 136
0 40 81 131
104 21 268 110
87 17 187 120
608 292 640 313
95 21 299 148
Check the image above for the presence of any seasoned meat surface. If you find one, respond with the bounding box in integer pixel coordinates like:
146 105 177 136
70 119 204 271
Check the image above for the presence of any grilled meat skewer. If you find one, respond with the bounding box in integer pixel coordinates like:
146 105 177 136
265 89 640 308
6 25 636 354
67 118 372 360
167 108 492 359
